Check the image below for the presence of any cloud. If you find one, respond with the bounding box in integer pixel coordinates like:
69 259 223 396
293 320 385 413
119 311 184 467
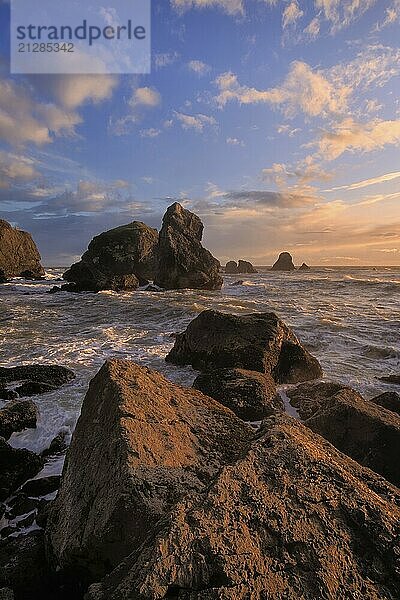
303 17 320 38
282 1 303 28
325 171 400 192
315 0 377 31
140 128 162 138
222 189 316 209
0 78 81 147
328 45 400 91
375 0 400 29
187 60 211 75
109 86 161 136
174 111 217 131
154 52 179 69
46 75 118 110
171 0 244 16
317 118 400 160
214 62 350 118
0 151 39 188
226 137 244 146
129 87 161 109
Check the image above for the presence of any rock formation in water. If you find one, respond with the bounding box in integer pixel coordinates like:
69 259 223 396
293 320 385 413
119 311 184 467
0 400 37 440
154 203 222 290
0 364 75 400
193 368 282 421
63 222 158 292
299 262 310 271
378 374 400 384
0 439 44 502
271 251 295 271
225 260 257 274
166 310 323 383
86 413 400 600
46 360 251 591
287 381 400 486
0 269 7 284
0 220 44 279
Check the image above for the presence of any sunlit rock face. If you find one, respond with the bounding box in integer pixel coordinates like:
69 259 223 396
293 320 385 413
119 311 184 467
0 220 44 279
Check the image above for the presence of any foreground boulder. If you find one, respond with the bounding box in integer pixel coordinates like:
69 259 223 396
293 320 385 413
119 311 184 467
0 220 44 279
271 251 295 271
166 310 322 383
154 203 222 290
0 531 54 600
0 438 44 501
287 381 400 486
86 413 400 600
46 360 252 589
371 391 400 416
63 222 158 292
0 400 37 440
0 365 75 399
225 260 257 274
193 369 281 421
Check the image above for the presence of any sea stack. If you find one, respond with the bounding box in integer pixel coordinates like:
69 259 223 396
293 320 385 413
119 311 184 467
155 202 222 290
299 262 310 271
0 220 44 279
271 252 295 271
225 260 257 274
63 222 158 292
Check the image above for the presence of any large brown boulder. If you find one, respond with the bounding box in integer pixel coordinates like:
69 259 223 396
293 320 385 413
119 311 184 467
0 400 37 440
271 251 295 271
46 360 252 590
287 381 400 486
86 413 400 600
154 203 222 290
0 438 44 501
63 222 158 291
166 310 322 384
0 220 44 279
193 368 281 421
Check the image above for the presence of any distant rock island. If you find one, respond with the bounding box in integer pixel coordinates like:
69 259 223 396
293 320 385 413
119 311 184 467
225 260 257 274
0 220 44 280
271 251 296 271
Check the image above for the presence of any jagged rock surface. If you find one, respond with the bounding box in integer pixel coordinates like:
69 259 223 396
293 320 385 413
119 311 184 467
287 381 400 486
0 365 75 399
63 222 158 291
166 310 322 383
86 414 400 600
0 439 44 501
193 368 281 421
371 391 400 416
46 360 252 590
0 400 37 440
0 220 44 279
271 252 295 271
154 203 222 290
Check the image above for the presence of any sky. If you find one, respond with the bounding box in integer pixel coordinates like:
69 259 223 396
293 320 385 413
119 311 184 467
0 0 400 266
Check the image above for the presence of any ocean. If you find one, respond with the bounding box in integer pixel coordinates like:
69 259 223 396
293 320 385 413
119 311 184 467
1 266 399 479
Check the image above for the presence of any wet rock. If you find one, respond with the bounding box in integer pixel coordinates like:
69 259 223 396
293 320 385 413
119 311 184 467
238 259 257 273
230 280 244 286
154 203 222 290
287 381 400 486
271 251 295 271
0 365 75 398
370 391 400 417
0 588 14 599
225 260 238 274
166 310 322 384
0 530 54 600
0 439 44 501
378 374 400 385
143 284 162 292
63 221 158 292
21 476 60 497
36 499 52 528
0 390 18 402
19 270 45 281
0 270 7 284
46 359 252 589
193 368 281 421
41 431 67 457
86 414 400 600
0 401 37 440
299 262 310 271
6 494 39 519
0 220 44 279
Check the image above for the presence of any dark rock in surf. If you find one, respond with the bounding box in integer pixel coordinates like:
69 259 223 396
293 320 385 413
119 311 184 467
41 431 68 457
21 475 60 497
0 365 75 399
225 260 257 274
371 391 400 417
271 252 295 271
63 222 158 292
0 400 37 440
0 438 44 501
230 280 244 286
225 260 238 274
0 389 18 401
154 203 222 290
378 374 400 385
0 270 7 284
166 310 322 384
0 220 44 280
46 360 251 589
299 262 310 271
287 381 400 486
0 588 13 599
193 368 281 421
0 530 54 600
86 414 400 600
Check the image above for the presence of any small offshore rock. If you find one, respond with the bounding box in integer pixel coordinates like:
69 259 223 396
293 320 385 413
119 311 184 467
299 262 310 271
271 251 295 271
41 431 67 457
